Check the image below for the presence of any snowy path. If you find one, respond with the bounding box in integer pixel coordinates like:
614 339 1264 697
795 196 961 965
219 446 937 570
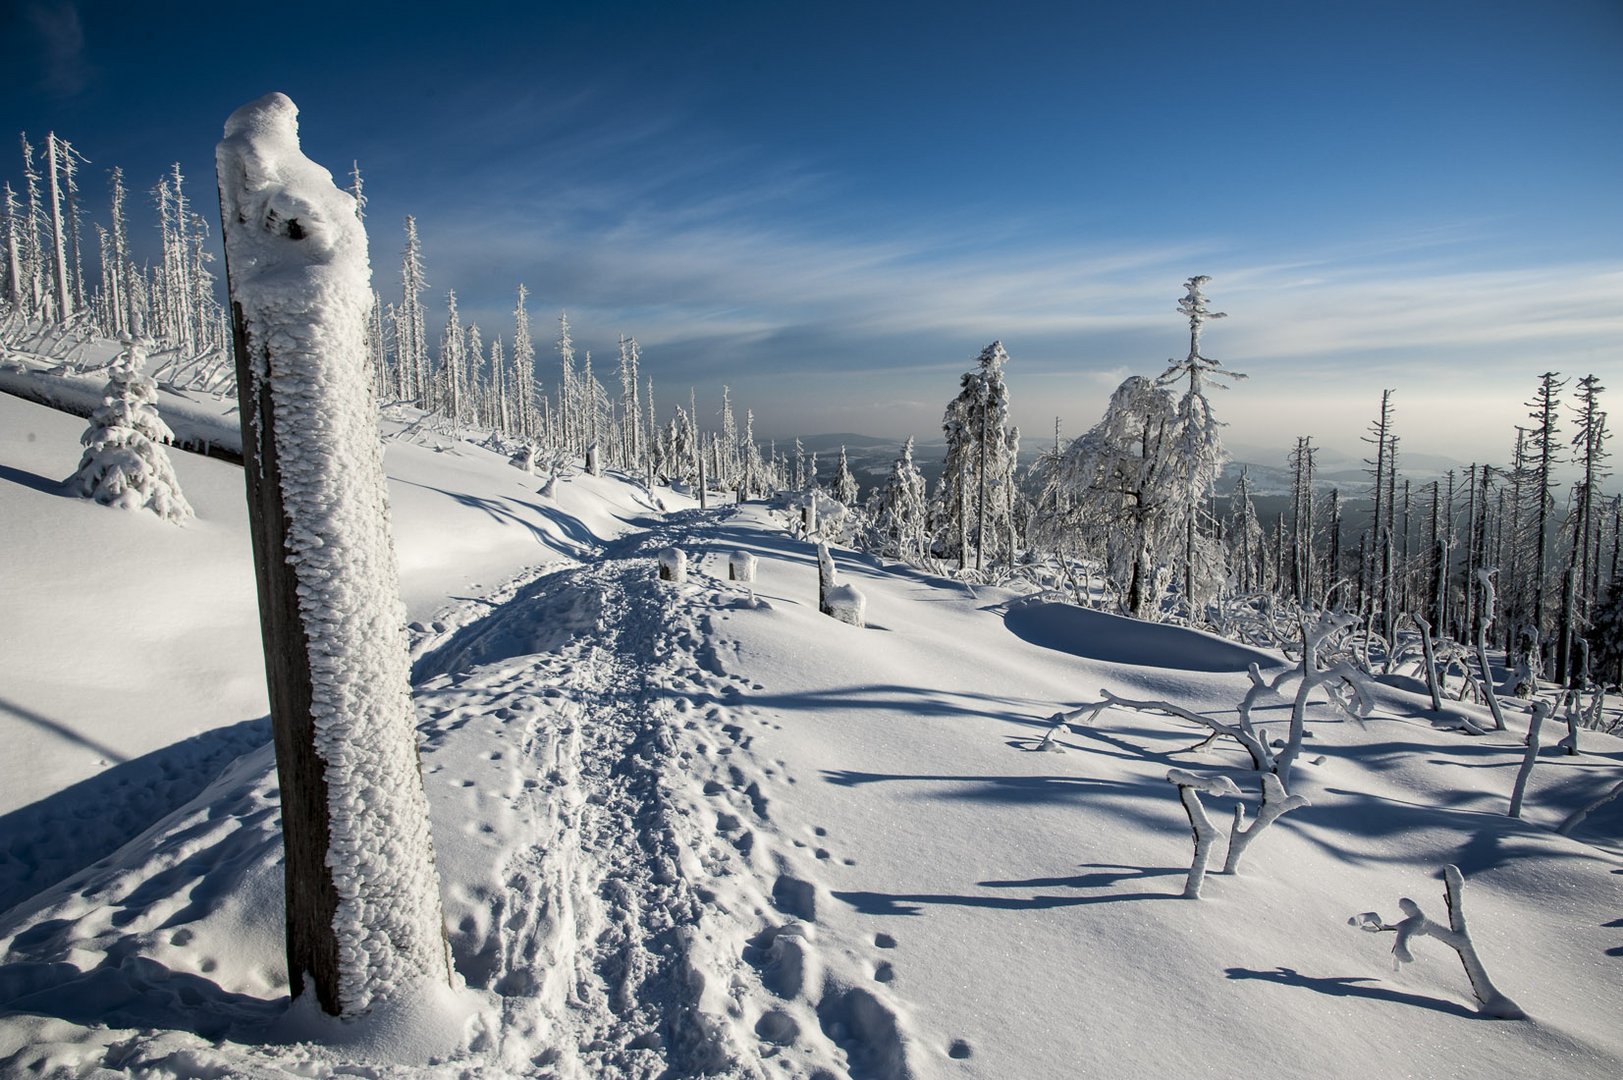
409 512 928 1079
2 486 1620 1079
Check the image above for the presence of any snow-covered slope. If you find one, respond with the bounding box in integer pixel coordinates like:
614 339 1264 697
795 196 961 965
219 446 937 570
1 386 1620 1079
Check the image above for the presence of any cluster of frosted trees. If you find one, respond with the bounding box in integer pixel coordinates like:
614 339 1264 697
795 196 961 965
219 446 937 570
1230 374 1619 688
846 277 1619 695
1 132 228 379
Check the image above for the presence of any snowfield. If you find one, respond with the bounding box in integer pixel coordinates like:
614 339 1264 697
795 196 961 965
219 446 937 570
1 385 1620 1078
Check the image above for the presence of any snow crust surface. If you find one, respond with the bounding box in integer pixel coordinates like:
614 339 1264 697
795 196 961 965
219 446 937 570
2 372 1621 1077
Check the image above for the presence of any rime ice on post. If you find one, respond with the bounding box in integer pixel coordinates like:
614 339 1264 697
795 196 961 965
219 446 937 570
216 93 451 1017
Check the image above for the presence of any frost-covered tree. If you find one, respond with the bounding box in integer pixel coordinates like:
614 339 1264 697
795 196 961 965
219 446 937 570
1157 276 1244 609
512 285 536 438
1227 466 1265 594
1037 376 1178 617
832 444 859 506
866 436 929 561
940 341 1013 572
397 216 429 404
1524 373 1566 666
68 338 192 522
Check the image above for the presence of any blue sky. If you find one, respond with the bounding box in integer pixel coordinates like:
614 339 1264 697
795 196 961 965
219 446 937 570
4 0 1620 465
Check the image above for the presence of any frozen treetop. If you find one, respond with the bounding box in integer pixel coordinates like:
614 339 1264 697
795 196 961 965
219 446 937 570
216 92 367 296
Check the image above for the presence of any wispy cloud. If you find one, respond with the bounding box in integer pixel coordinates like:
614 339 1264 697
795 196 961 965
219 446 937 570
365 96 1619 461
24 1 88 98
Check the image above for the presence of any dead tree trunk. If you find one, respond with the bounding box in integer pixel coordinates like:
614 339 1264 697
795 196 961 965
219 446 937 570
218 93 451 1017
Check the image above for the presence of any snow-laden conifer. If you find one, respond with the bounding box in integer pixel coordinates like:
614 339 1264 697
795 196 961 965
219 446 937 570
69 337 192 522
866 436 929 562
832 444 859 506
1035 376 1177 617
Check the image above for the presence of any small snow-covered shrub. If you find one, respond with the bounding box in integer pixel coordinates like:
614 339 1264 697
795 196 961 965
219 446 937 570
68 338 193 523
825 583 866 627
729 550 757 583
509 445 536 473
658 547 687 583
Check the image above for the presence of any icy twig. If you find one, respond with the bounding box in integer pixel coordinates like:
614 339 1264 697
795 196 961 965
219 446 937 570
1223 771 1309 875
1166 769 1241 899
1508 699 1552 819
1557 777 1623 837
1350 865 1525 1019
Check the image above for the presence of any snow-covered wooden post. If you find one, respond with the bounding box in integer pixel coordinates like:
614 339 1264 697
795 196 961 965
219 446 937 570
729 549 757 583
217 93 451 1017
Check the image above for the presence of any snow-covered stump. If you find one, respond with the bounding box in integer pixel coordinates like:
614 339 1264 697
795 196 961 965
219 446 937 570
585 440 601 477
728 549 757 583
217 93 452 1018
802 499 817 537
1508 698 1552 819
658 546 687 583
509 444 536 473
1166 770 1241 899
825 584 867 627
1350 865 1526 1019
1558 688 1582 756
1223 772 1309 875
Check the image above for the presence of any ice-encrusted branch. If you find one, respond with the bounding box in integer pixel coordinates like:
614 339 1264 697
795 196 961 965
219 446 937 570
1223 771 1309 875
1167 769 1241 899
1101 689 1274 772
1507 698 1552 819
1558 777 1623 837
1475 570 1508 731
1350 865 1525 1019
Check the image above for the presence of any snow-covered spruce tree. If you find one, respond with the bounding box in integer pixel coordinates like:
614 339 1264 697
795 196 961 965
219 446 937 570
1157 276 1245 612
68 337 193 523
217 93 452 1018
939 341 1013 572
833 444 859 506
866 436 930 562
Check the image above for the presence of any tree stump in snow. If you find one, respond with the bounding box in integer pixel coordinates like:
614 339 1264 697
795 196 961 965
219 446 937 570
802 499 817 536
585 440 601 477
817 542 836 614
825 583 866 627
659 547 687 583
729 550 757 583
